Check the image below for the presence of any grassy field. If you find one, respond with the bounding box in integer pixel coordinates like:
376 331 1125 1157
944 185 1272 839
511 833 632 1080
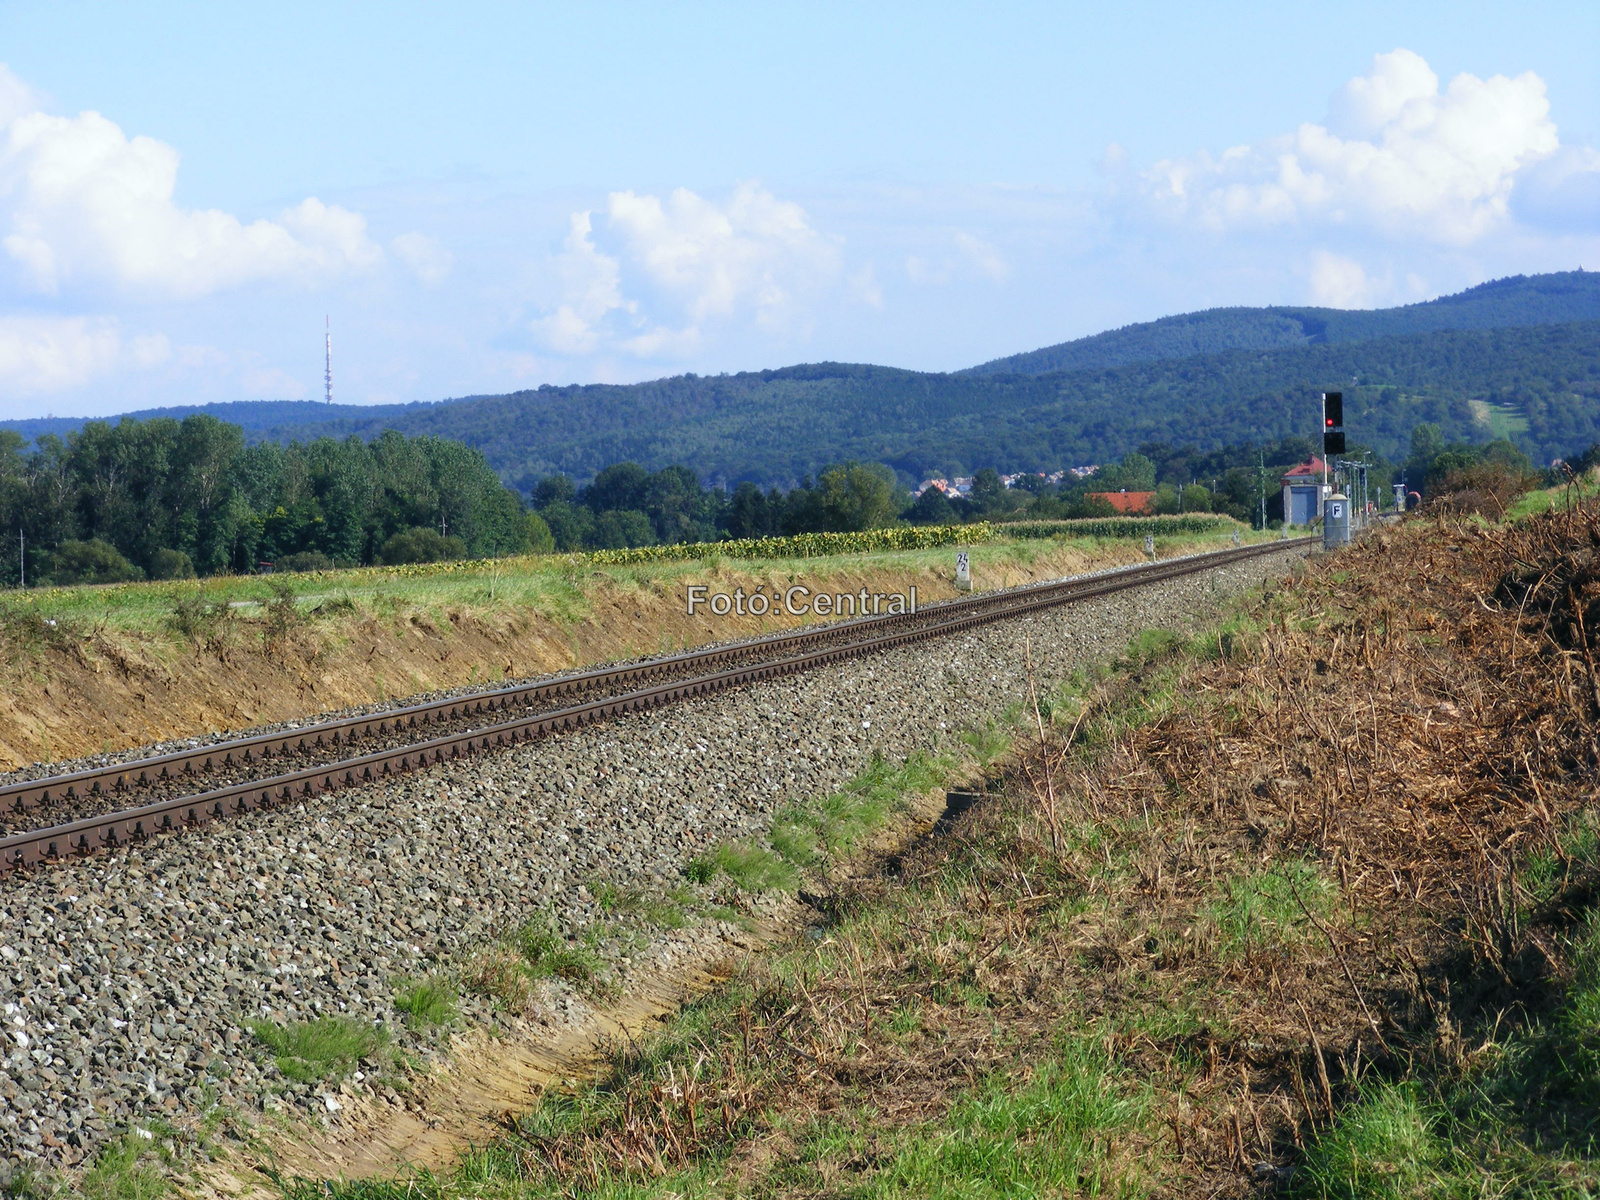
1508 469 1600 520
0 522 1261 658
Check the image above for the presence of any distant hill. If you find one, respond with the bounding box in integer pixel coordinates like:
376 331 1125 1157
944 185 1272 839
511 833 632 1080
0 398 433 446
964 270 1600 376
6 271 1596 487
229 320 1600 486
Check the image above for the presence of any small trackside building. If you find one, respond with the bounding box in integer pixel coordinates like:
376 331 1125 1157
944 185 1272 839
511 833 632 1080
1281 457 1329 526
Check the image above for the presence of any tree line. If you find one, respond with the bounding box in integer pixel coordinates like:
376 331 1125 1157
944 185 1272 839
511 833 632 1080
0 409 1566 587
0 417 532 586
523 435 1359 546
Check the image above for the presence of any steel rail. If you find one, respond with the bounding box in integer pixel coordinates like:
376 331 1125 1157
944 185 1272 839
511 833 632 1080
0 538 1303 816
0 536 1311 874
0 562 1117 813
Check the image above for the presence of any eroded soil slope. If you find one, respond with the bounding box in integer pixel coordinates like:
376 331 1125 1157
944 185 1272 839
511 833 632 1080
0 542 1144 769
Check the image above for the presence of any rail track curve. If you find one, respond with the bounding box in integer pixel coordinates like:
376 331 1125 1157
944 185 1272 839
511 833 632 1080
0 537 1311 874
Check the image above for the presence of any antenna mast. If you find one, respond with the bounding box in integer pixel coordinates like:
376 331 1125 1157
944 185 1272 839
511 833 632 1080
324 315 333 405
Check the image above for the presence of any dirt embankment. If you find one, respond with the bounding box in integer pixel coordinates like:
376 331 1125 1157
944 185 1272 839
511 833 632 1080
0 543 1143 770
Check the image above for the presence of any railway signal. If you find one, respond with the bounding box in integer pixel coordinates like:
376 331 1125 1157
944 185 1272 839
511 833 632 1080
1322 392 1346 456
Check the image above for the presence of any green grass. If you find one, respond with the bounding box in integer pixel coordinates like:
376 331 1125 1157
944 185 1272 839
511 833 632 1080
1202 859 1338 959
1508 483 1584 520
1475 915 1600 1157
685 841 799 893
957 721 1012 771
460 917 626 1012
76 1131 170 1200
1520 810 1600 908
597 883 696 929
1057 621 1231 755
246 1016 389 1084
770 751 948 870
1507 468 1600 520
392 976 457 1029
461 877 781 1016
1293 864 1600 1197
691 751 955 892
1122 626 1182 667
1293 1081 1445 1200
852 1037 1150 1199
1469 398 1532 441
510 920 607 986
275 854 1159 1200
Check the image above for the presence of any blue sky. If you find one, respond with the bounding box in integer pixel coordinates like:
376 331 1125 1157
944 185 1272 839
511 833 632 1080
0 0 1596 418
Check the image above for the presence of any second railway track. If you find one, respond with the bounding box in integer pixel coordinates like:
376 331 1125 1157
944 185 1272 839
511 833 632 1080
1 537 1311 873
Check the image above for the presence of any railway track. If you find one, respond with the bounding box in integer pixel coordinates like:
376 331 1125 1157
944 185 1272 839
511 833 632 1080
0 537 1311 874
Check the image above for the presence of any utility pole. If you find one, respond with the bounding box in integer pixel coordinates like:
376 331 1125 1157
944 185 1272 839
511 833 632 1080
18 530 22 588
1258 447 1267 531
325 315 333 405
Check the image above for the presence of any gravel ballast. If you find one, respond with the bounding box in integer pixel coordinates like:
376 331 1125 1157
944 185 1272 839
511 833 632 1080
0 548 1303 1169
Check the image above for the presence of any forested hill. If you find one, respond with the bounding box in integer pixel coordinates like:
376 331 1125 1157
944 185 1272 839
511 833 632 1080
235 320 1600 486
6 271 1596 489
965 270 1600 376
0 398 430 448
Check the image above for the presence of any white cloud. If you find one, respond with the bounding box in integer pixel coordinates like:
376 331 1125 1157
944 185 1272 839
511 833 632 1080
129 332 170 367
390 231 454 284
1096 142 1131 177
954 232 1008 282
904 254 946 286
529 211 632 355
1308 251 1375 307
0 64 35 127
0 315 148 394
848 263 883 309
531 182 843 360
1144 49 1562 244
904 231 1009 287
0 310 307 405
0 64 383 298
607 181 840 326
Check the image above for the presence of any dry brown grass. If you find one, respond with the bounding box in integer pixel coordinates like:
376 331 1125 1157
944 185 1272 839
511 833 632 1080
1428 460 1542 518
1021 503 1600 1190
291 505 1600 1198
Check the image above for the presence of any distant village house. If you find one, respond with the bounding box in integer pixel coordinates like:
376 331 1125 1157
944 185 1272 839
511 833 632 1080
1085 489 1155 514
913 467 1091 497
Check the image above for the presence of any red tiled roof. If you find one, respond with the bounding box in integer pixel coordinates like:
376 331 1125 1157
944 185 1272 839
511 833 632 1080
1281 457 1325 480
1087 490 1155 514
